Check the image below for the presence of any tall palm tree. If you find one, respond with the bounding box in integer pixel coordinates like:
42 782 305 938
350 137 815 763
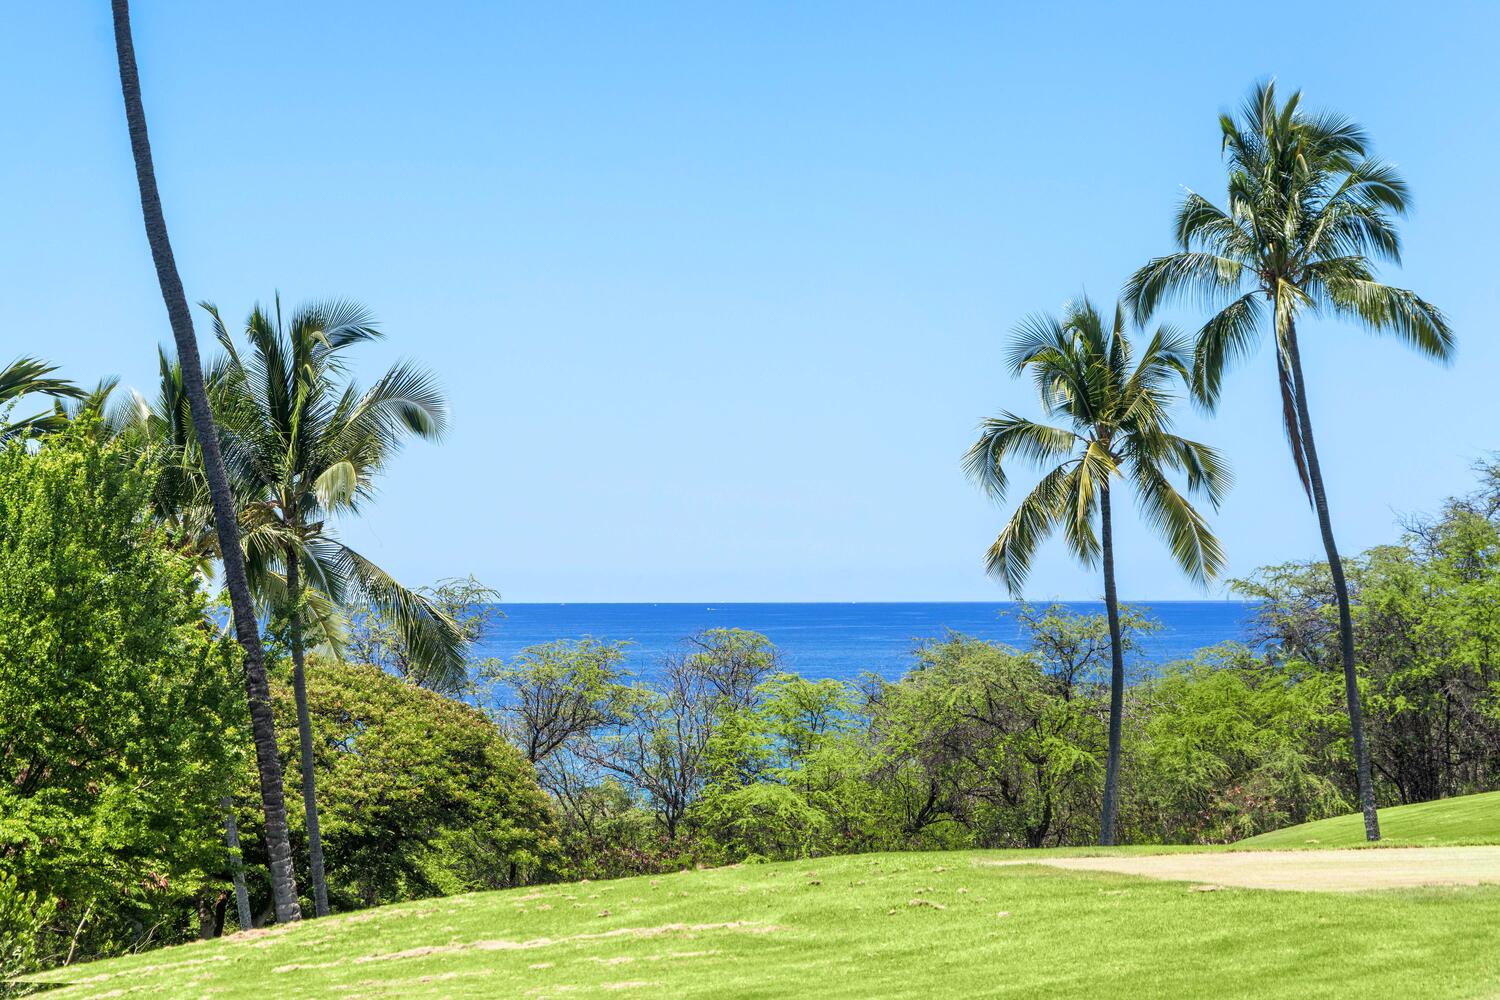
110 0 302 921
0 357 84 441
965 297 1229 845
206 297 464 916
1125 82 1452 841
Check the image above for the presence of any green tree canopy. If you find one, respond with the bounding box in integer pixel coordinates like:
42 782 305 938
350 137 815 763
236 657 560 914
0 423 244 971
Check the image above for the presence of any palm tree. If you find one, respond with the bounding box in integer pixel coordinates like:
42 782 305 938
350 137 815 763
110 0 303 921
112 349 221 571
0 357 84 441
205 297 464 916
1125 82 1452 841
965 297 1229 845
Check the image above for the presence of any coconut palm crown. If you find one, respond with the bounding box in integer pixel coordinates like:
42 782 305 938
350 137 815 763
1125 80 1451 493
965 298 1230 595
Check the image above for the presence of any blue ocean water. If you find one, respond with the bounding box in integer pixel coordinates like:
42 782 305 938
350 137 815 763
469 602 1258 684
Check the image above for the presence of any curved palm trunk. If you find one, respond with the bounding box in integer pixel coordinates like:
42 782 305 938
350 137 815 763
286 550 332 916
1283 321 1381 841
111 0 302 921
1097 482 1126 847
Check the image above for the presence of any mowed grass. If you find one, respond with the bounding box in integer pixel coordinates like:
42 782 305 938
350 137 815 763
1238 790 1500 850
25 847 1500 999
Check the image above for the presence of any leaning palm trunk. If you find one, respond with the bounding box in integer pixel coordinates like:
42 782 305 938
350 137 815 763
286 550 332 916
1097 484 1126 846
1283 321 1380 840
111 0 301 921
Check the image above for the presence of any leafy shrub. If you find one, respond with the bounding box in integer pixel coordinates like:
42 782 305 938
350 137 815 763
235 657 561 915
0 424 244 966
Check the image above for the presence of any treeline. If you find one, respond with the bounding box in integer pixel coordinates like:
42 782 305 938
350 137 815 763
250 460 1500 895
471 619 1335 877
8 427 1500 974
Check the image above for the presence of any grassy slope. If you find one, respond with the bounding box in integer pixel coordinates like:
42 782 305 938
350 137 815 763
1237 790 1500 850
27 848 1500 999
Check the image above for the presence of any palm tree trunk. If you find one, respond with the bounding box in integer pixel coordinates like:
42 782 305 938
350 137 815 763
1283 319 1381 841
1097 482 1126 847
221 797 254 931
285 549 332 916
111 0 302 921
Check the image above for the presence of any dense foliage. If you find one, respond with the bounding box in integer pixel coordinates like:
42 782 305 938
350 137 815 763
478 613 1349 872
482 464 1500 869
1236 461 1500 805
233 655 560 921
0 426 244 974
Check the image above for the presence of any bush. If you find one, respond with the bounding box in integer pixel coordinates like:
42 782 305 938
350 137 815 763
236 657 561 915
0 424 244 969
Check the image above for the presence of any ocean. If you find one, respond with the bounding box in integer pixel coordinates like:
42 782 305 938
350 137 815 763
469 602 1258 684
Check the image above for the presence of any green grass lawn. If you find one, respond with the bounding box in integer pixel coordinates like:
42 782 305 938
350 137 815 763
1237 790 1500 850
24 846 1500 999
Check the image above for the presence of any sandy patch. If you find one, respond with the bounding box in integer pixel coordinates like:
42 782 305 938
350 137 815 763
987 846 1500 891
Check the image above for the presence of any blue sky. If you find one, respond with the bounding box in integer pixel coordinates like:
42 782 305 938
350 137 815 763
4 2 1497 601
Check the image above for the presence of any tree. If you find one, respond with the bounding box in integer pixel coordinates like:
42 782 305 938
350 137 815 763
205 298 460 916
964 297 1229 844
588 657 717 841
0 424 246 967
109 0 301 920
236 657 559 912
0 357 84 442
482 638 633 767
695 673 870 860
1126 81 1452 840
580 630 774 841
1129 644 1348 843
866 631 1107 849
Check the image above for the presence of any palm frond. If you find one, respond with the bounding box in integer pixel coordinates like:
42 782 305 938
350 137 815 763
1321 277 1454 362
1190 291 1265 408
1131 460 1226 586
982 462 1074 595
963 415 1079 501
329 544 469 690
1125 252 1246 323
0 357 86 403
1062 443 1112 567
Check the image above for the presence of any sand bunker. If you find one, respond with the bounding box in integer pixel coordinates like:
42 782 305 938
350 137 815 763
989 846 1500 892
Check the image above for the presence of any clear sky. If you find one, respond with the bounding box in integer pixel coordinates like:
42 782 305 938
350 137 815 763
4 3 1497 601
